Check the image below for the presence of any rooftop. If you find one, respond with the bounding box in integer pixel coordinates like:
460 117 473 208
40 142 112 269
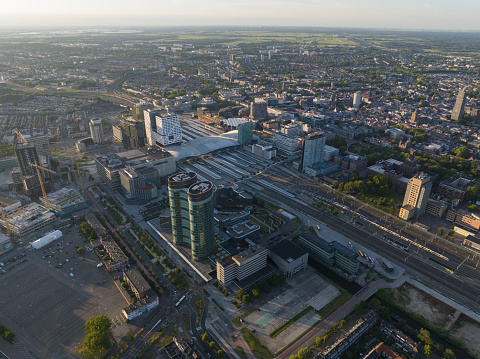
268 239 308 262
331 241 358 261
299 232 333 252
96 144 172 171
124 268 151 294
169 172 196 182
189 181 213 194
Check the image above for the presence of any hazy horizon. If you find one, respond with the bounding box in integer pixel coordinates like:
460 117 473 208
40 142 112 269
2 0 480 31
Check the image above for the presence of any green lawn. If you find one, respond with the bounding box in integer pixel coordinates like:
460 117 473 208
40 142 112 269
182 313 191 331
234 346 249 359
240 328 274 359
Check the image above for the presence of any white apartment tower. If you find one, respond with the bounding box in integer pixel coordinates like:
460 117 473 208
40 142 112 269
89 119 104 144
353 91 362 108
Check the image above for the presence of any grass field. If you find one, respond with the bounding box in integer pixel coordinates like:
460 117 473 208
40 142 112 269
240 328 274 359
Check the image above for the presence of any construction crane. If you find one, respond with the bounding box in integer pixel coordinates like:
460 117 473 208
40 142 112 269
30 161 57 208
14 128 27 143
0 201 13 235
71 167 99 198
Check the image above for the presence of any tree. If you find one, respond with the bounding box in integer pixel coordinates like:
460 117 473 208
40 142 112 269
241 295 251 305
437 227 444 235
380 306 390 320
77 315 112 359
332 180 339 188
443 348 456 359
209 341 216 349
453 146 469 158
202 332 209 342
236 289 245 300
217 349 224 358
418 328 432 345
77 247 85 255
424 344 432 358
467 204 478 212
252 289 260 298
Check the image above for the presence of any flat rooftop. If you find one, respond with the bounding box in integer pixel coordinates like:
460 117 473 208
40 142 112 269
268 239 307 262
96 145 172 171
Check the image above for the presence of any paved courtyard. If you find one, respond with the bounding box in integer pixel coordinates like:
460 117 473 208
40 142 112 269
243 267 340 354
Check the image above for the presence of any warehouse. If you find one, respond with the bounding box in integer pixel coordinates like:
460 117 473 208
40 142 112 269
31 230 63 250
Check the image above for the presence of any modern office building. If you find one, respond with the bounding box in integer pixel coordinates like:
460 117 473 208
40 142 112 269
143 109 163 146
132 102 153 120
272 132 299 155
188 181 216 261
119 167 159 204
217 245 268 285
168 172 216 261
120 117 146 149
267 240 308 277
451 87 467 121
89 118 104 144
301 131 325 171
237 122 254 145
95 145 175 191
298 232 335 266
298 232 360 275
399 173 432 220
168 172 198 247
144 112 182 146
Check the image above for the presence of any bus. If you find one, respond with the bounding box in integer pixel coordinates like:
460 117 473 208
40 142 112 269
175 295 186 307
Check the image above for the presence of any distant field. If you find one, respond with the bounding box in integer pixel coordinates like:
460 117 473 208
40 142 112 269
172 31 356 46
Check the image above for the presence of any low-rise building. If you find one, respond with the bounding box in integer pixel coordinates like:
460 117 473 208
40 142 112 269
0 233 13 255
446 209 480 231
100 237 129 272
123 268 151 299
425 198 448 218
0 203 56 237
267 240 308 277
122 294 159 321
438 175 476 202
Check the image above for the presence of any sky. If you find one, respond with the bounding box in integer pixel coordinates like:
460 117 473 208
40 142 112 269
2 0 480 31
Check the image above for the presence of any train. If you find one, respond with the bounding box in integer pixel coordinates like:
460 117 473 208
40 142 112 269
175 295 186 307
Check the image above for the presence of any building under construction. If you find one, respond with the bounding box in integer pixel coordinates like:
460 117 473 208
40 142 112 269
0 203 56 238
39 188 88 218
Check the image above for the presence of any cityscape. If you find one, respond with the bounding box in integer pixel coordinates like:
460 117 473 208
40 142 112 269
0 10 480 359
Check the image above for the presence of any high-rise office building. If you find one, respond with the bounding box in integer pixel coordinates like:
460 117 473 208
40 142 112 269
15 142 39 177
451 87 467 121
250 99 268 122
301 131 325 171
399 173 432 220
89 119 104 144
168 172 215 261
144 111 182 146
237 122 254 145
120 117 145 149
14 142 51 198
132 102 153 121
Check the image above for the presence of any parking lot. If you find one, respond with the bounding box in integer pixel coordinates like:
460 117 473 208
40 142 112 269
0 227 132 359
242 267 341 354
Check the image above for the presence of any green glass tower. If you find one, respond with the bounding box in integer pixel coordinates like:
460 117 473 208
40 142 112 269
168 172 197 247
168 172 215 261
188 181 215 261
237 122 254 145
